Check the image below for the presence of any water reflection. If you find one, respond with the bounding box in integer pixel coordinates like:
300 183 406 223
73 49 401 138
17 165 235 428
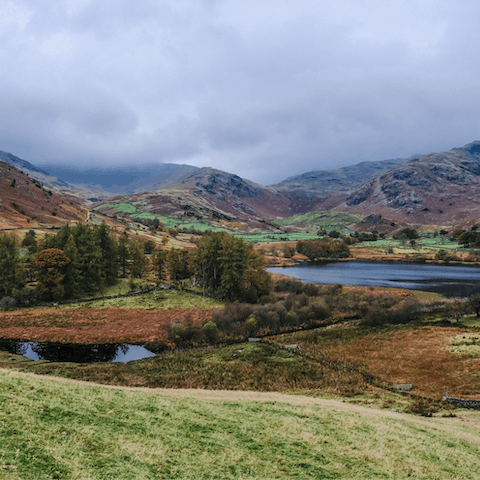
0 339 155 363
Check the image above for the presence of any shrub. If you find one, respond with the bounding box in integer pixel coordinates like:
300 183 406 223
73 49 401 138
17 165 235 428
0 296 16 311
203 321 219 343
405 397 440 417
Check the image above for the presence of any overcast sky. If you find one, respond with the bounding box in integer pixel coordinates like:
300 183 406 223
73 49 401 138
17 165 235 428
1 0 480 184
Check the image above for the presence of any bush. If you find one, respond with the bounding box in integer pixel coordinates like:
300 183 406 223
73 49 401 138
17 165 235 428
405 398 440 417
203 321 219 343
0 296 16 311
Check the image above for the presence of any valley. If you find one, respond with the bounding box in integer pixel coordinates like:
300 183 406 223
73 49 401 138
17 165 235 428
2 143 480 478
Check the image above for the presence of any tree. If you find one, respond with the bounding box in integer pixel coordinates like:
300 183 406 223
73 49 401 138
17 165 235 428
468 293 480 317
129 239 148 278
95 222 118 285
72 224 104 293
167 249 191 283
33 248 70 300
117 233 129 278
0 234 20 296
193 232 272 302
62 234 81 298
445 298 466 323
152 246 168 282
217 234 249 301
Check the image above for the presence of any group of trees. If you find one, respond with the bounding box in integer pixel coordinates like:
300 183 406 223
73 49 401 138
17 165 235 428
0 225 273 306
296 238 351 261
194 232 272 302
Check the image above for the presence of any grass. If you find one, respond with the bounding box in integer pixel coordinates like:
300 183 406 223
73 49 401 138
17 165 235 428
104 202 137 214
238 232 321 243
0 342 369 395
71 288 224 310
274 211 360 231
2 369 480 479
447 333 480 356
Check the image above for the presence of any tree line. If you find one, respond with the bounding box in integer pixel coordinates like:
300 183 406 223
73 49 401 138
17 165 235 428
0 225 272 307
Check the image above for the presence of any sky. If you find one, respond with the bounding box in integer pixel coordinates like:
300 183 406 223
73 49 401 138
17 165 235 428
1 0 480 185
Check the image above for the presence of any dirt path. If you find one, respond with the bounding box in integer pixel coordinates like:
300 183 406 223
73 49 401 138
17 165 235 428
7 370 480 444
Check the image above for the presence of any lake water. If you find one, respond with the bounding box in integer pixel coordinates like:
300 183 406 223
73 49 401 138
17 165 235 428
0 339 156 363
268 261 480 296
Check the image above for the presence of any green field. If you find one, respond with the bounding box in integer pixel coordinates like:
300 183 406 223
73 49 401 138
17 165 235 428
1 369 480 479
238 232 321 243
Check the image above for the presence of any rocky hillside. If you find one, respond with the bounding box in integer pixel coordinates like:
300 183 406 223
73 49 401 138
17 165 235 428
339 141 480 225
272 158 408 214
0 161 87 229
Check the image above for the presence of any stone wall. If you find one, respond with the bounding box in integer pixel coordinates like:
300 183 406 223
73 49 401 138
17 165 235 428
442 395 480 410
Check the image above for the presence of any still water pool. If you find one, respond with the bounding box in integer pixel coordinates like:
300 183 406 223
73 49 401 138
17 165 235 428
0 339 156 363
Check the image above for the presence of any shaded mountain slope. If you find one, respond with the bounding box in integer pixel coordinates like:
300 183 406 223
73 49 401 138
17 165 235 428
40 163 199 195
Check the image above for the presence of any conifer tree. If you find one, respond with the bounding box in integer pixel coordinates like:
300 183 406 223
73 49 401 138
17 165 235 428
117 233 129 278
95 222 118 285
62 234 81 298
0 234 20 296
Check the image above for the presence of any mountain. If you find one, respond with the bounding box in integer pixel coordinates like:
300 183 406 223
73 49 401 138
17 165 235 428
39 164 199 195
339 141 480 225
271 158 409 214
0 160 87 228
95 167 291 229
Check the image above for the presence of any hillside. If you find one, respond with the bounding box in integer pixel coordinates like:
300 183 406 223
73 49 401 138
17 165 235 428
3 369 480 479
272 157 408 214
0 161 87 229
95 167 292 230
339 141 480 225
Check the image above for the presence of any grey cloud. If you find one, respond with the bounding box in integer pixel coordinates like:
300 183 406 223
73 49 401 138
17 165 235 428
1 0 480 183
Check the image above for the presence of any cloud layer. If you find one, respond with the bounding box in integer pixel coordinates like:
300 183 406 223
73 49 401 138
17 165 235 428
1 0 480 184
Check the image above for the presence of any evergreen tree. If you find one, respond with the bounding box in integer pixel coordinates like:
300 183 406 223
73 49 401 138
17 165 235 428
0 234 20 296
62 234 81 298
193 232 271 302
117 233 129 278
72 223 104 294
217 234 249 301
95 222 118 285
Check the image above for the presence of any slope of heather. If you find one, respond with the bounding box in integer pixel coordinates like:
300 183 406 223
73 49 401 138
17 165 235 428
0 161 87 228
340 141 480 225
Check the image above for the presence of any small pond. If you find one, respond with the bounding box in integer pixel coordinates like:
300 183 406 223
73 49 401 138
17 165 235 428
268 261 480 297
0 339 157 363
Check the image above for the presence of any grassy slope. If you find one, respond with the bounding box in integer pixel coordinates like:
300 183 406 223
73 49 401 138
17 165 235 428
1 369 480 479
274 211 360 230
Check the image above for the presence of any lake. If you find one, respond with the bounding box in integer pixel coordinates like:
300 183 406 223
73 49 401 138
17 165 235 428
268 261 480 296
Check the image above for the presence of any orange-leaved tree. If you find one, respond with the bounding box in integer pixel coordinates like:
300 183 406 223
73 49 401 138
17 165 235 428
33 248 70 300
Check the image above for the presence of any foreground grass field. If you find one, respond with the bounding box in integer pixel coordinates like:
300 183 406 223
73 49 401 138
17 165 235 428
2 369 480 480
